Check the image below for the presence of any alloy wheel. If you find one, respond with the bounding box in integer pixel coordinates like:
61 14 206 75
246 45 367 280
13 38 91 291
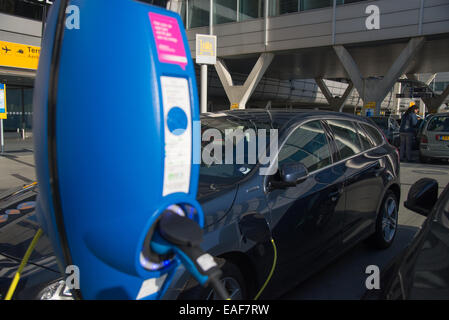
382 196 398 243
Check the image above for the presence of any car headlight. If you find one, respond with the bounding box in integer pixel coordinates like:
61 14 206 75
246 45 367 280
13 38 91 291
38 280 74 300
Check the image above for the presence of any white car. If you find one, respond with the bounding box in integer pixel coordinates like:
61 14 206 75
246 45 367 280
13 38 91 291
419 113 449 163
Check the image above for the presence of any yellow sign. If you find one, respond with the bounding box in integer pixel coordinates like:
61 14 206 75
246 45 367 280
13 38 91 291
0 41 40 70
230 103 239 110
199 40 213 55
196 34 217 65
0 84 6 120
364 101 376 109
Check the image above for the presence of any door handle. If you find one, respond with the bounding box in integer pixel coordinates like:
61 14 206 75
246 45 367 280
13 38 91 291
374 159 385 176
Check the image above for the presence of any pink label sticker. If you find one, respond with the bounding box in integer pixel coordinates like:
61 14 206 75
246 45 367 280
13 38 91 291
149 12 188 70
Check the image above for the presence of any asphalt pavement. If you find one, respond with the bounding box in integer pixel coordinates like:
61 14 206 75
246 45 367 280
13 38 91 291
0 136 36 194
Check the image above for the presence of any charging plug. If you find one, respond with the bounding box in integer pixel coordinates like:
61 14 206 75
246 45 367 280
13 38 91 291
150 211 230 300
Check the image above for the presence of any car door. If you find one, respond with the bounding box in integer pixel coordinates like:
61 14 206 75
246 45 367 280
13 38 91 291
424 115 449 157
265 120 346 290
325 119 386 247
389 118 401 147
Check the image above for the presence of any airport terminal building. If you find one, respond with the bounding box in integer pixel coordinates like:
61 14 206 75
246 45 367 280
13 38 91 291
0 0 43 132
1 0 449 133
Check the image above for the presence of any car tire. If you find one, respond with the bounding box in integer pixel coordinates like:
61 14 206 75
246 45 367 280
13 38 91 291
367 190 399 250
177 260 248 300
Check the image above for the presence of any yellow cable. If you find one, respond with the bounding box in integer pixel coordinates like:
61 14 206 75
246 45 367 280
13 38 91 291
254 238 277 301
5 228 43 300
22 182 37 189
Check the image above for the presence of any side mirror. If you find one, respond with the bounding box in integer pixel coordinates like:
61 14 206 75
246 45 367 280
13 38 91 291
280 162 308 184
267 163 308 191
404 178 438 217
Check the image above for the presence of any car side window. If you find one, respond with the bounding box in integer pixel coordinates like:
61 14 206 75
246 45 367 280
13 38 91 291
326 119 363 159
355 122 375 150
427 116 449 132
278 120 332 173
390 119 399 130
360 123 384 146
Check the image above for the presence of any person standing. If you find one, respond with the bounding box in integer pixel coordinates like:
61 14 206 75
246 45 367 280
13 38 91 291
399 103 419 162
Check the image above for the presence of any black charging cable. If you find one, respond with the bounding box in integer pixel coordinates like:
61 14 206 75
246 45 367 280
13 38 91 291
154 211 230 300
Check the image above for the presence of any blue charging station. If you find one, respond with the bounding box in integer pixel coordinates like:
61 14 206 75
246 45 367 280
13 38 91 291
32 0 222 300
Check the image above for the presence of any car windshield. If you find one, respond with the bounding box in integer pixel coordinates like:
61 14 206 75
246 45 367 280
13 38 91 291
427 116 449 132
200 114 273 185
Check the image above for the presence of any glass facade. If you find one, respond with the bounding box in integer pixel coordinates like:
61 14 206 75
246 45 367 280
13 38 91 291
214 0 237 24
269 0 299 16
0 0 44 21
182 0 369 28
239 0 264 22
3 86 33 132
434 81 449 93
301 0 344 11
185 0 265 28
213 0 265 24
187 0 210 28
269 0 347 16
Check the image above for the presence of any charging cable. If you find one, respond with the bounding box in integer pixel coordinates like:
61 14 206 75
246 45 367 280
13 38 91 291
151 211 230 300
253 238 277 300
5 228 43 300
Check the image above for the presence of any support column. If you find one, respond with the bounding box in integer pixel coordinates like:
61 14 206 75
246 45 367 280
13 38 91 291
392 81 402 115
315 78 354 112
406 73 447 114
201 64 208 113
334 37 425 115
423 84 449 113
215 53 274 109
406 73 436 86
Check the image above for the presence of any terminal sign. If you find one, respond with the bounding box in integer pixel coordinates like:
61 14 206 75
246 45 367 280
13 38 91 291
0 41 40 70
196 34 217 65
364 101 376 116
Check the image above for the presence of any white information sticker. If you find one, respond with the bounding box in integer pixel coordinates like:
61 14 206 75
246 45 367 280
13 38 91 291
196 253 218 272
160 76 192 196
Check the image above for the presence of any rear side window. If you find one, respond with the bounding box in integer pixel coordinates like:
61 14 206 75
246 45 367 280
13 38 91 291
327 119 363 159
278 120 332 173
360 123 384 146
427 116 449 132
355 122 375 150
390 119 400 131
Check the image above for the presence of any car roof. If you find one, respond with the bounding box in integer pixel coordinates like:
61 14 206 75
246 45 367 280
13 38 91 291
430 112 449 117
202 109 371 133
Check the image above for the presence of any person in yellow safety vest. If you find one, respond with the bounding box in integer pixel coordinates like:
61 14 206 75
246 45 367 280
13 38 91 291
399 102 420 162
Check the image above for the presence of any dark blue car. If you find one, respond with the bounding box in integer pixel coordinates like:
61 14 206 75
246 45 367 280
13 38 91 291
0 110 401 300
